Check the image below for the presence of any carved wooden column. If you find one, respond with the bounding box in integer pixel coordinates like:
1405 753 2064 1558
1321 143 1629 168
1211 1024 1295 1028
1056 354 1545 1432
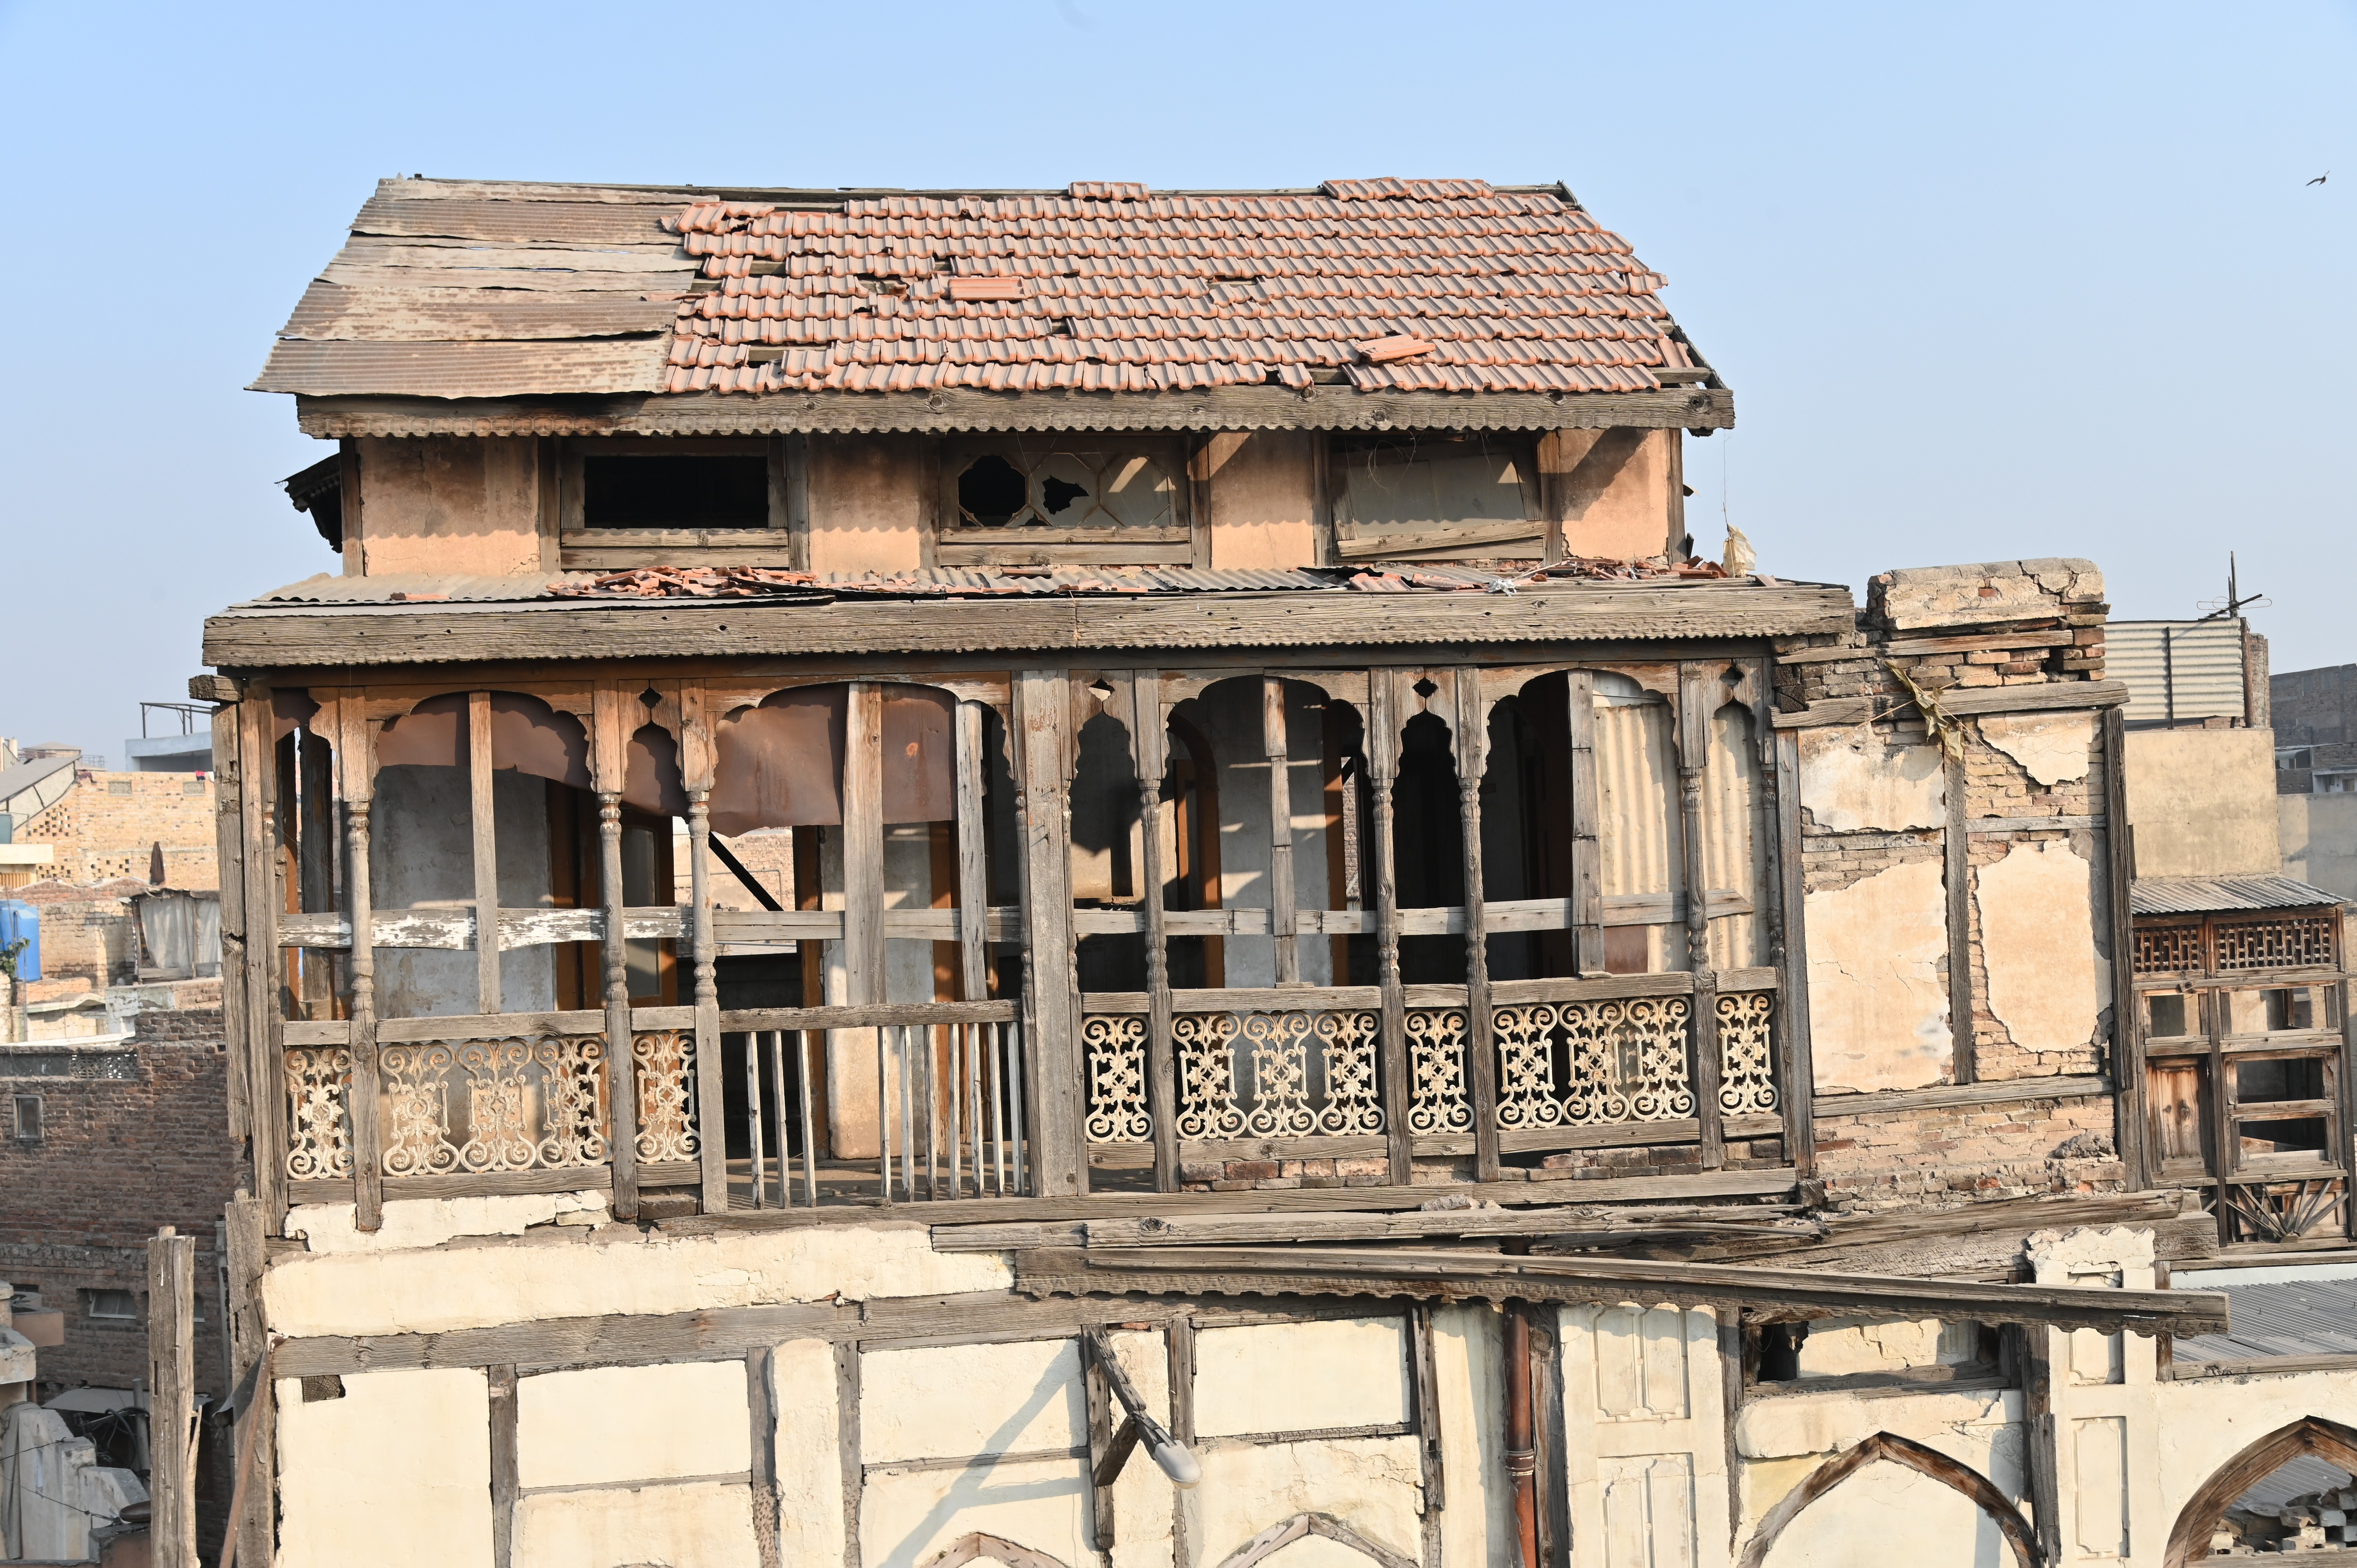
1676 662 1724 1170
1369 671 1412 1183
594 680 637 1218
336 689 382 1231
1263 675 1300 985
1129 672 1178 1191
682 681 726 1213
1452 669 1501 1181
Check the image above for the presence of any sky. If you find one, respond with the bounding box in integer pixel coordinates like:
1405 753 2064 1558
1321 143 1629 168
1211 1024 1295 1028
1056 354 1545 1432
0 1 2352 762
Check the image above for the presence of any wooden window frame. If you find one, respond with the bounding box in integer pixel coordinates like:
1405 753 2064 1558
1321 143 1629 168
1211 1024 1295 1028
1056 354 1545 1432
555 436 799 570
1326 430 1545 564
935 435 1195 567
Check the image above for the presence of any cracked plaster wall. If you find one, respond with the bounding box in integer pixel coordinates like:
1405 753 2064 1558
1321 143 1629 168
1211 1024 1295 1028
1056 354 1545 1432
1976 839 2109 1059
1806 858 1951 1093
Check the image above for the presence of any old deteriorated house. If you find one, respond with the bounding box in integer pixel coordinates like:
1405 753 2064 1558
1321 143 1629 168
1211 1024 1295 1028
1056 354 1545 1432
178 175 2357 1568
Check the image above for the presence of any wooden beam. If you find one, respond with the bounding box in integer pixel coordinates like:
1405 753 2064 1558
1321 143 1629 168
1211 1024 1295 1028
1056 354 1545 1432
682 680 728 1215
295 384 1740 439
594 682 638 1220
270 1300 857 1379
843 683 886 1005
1264 675 1300 985
1945 749 1976 1085
2103 706 2150 1189
1084 1332 1119 1548
223 1196 274 1568
1678 663 1724 1169
1564 670 1604 977
747 1348 781 1568
1019 1246 2230 1336
1812 1074 2111 1120
212 701 253 1155
488 1365 519 1568
835 1340 863 1568
1772 679 2130 729
148 1228 198 1568
1078 1206 1811 1250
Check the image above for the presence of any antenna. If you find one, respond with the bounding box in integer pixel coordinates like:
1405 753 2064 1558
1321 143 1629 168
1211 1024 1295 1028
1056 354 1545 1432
2196 551 2271 619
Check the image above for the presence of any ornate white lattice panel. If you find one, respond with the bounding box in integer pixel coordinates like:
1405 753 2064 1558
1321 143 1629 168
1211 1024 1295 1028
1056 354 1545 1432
1406 1006 1471 1134
1172 1007 1386 1141
1714 991 1778 1116
354 1034 618 1178
632 1030 698 1163
283 1047 353 1179
1082 1015 1152 1143
1493 995 1695 1130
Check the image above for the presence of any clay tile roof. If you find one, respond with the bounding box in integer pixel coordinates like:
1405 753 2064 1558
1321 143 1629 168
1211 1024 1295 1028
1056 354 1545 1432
252 175 1720 409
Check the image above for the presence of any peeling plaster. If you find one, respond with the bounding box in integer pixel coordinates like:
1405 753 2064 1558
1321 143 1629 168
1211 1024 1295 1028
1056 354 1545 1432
1976 841 2108 1056
286 1190 608 1254
1799 730 1944 833
1805 858 1952 1093
1976 713 2096 788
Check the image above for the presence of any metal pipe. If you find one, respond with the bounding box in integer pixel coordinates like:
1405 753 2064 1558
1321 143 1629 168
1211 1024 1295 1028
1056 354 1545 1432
1505 1300 1539 1568
744 1032 766 1208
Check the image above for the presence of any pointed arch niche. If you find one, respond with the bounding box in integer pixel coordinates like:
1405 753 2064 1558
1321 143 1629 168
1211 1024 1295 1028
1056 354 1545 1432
2164 1415 2357 1567
1738 1432 2037 1568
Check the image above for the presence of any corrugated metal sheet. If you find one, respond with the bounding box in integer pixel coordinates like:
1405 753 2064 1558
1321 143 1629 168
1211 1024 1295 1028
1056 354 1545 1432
2173 1274 2357 1363
2236 1455 2352 1515
2108 620 2248 725
2129 875 2340 915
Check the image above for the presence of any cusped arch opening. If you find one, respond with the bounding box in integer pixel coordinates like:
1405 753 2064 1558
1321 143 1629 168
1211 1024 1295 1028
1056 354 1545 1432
915 1531 1072 1568
2165 1416 2357 1567
1213 1512 1416 1568
1738 1432 2036 1568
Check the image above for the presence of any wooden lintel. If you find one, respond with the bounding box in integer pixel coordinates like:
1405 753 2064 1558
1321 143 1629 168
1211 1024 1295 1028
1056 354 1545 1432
1772 679 2129 729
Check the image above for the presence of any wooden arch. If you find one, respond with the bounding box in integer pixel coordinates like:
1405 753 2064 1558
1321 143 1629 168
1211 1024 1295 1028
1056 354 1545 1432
2164 1416 2357 1568
915 1531 1071 1568
1212 1511 1417 1568
1736 1431 2041 1568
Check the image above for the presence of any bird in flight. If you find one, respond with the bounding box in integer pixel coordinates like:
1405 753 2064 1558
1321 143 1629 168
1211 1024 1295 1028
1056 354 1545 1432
2310 171 2330 185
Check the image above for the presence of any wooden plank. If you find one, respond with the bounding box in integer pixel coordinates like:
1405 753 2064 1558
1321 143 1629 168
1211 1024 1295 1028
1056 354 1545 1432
1563 669 1605 976
270 1300 856 1378
1026 1247 2231 1336
843 682 886 1010
238 692 291 1229
1084 1333 1118 1547
336 690 383 1231
835 1340 863 1568
1016 669 1083 1195
1772 679 2131 729
470 690 502 1013
1263 675 1301 984
204 581 1858 669
1080 1206 1810 1250
288 1162 693 1204
1813 1074 2111 1119
1409 1304 1445 1512
148 1228 198 1568
1945 750 1975 1085
1454 669 1501 1181
1770 731 1815 1178
1127 674 1178 1192
723 1002 1016 1031
2102 707 2150 1189
1678 664 1724 1170
488 1365 519 1568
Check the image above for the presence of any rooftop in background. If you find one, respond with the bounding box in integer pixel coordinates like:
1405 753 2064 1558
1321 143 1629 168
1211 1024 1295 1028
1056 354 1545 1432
250 176 1732 435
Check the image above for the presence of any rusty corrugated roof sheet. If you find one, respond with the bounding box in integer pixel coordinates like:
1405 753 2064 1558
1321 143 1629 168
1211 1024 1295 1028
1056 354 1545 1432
2129 876 2344 916
253 177 1720 406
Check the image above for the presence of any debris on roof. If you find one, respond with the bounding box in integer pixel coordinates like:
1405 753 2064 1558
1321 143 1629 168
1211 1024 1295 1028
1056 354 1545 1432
545 567 831 601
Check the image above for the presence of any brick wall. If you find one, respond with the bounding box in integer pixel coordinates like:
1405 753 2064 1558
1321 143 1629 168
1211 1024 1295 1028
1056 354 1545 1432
1812 1093 2124 1210
17 771 219 889
7 880 144 986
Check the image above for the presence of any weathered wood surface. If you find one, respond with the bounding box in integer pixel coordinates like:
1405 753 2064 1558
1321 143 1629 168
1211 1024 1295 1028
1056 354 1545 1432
1771 678 2130 729
224 1197 274 1568
1017 1245 2230 1335
204 582 1853 668
294 384 1739 438
1812 1074 2110 1119
1073 1206 1815 1251
276 905 689 949
148 1230 199 1568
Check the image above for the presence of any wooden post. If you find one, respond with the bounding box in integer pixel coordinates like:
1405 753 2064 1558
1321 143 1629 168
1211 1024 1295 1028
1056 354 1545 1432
1369 672 1412 1183
337 691 382 1231
1014 670 1082 1195
2102 706 2149 1189
1944 749 1976 1086
1263 676 1300 985
685 676 727 1214
1771 729 1816 1178
469 690 502 1015
954 701 993 1198
297 727 337 1016
1452 669 1501 1181
223 1195 273 1568
747 1347 781 1568
1564 670 1604 977
147 1227 198 1568
1130 673 1179 1192
1084 1332 1119 1549
212 701 251 1154
595 681 637 1218
1677 664 1725 1171
488 1364 519 1568
239 691 290 1228
843 684 886 1006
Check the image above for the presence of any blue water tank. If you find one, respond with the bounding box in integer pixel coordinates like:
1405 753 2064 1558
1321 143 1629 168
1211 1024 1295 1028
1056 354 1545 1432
0 901 39 982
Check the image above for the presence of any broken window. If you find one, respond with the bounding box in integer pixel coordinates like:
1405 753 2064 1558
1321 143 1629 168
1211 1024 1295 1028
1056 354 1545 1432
936 439 1188 566
1747 1317 2005 1394
83 1289 138 1322
10 1093 39 1145
560 438 777 532
1329 432 1541 563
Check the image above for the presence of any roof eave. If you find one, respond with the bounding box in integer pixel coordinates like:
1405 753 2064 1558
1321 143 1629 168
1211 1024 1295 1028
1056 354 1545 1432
289 385 1735 439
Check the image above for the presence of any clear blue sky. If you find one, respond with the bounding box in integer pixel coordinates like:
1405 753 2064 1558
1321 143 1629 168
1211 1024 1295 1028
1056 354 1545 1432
2 1 2351 761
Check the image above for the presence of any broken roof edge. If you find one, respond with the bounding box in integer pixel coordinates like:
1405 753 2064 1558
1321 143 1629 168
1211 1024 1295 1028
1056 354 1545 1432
291 384 1735 437
373 174 1585 205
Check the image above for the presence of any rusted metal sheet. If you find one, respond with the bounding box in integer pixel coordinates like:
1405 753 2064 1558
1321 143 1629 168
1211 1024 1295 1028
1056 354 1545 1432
371 692 590 789
881 685 955 823
624 722 688 817
710 687 847 834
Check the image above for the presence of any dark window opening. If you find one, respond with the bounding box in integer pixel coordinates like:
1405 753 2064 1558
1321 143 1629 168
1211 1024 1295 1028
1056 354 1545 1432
2237 1057 2327 1104
84 1288 138 1322
1041 476 1090 515
1394 712 1466 985
958 456 1028 526
583 454 769 530
2148 992 2193 1038
2239 1117 2332 1158
11 1094 40 1145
